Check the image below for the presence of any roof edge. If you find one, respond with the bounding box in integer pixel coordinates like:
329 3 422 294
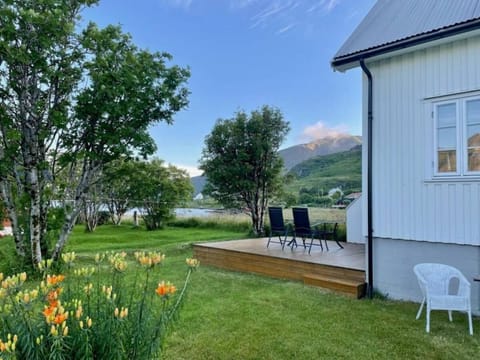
332 18 480 71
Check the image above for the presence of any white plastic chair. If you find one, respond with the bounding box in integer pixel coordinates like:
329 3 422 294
413 263 473 335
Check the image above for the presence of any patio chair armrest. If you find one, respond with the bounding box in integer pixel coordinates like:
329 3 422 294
458 279 471 296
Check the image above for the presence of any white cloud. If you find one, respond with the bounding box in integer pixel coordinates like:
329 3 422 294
324 0 341 12
230 0 260 9
301 121 350 142
174 164 203 177
159 0 343 34
250 1 299 29
276 23 296 34
307 0 341 14
240 0 342 34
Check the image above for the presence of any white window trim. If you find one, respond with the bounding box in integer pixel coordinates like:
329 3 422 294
463 98 480 176
433 100 459 177
432 94 480 178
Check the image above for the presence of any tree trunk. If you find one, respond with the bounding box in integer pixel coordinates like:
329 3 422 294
53 206 81 261
52 162 97 261
27 167 43 266
84 198 100 232
133 211 138 227
107 200 127 225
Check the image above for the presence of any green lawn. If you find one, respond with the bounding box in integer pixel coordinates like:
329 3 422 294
1 224 479 359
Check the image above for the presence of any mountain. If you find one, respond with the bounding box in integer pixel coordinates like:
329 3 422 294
191 174 206 196
286 145 362 195
190 135 362 197
279 134 362 171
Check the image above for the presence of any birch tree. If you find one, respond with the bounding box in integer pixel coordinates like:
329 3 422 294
0 0 190 267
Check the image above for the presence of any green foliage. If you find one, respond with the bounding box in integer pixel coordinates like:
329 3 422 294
102 160 139 225
96 211 111 226
66 23 190 163
0 0 190 266
129 160 193 231
0 201 4 230
200 105 290 234
0 251 198 359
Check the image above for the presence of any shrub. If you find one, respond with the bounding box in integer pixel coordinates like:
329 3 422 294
97 211 111 226
0 252 199 359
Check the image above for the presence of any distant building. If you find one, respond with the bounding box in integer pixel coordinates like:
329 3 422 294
327 187 343 198
345 192 362 201
193 192 204 201
0 218 12 237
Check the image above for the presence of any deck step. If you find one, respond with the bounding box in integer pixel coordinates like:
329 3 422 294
303 274 366 299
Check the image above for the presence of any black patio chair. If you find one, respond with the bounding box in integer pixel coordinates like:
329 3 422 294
317 222 344 250
266 207 290 250
292 207 324 254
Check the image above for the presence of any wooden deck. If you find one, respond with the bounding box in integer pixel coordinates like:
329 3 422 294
193 238 366 298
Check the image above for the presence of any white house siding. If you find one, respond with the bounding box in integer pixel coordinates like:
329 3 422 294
362 35 480 246
346 196 364 243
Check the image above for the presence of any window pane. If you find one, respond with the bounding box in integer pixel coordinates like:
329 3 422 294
438 150 456 172
466 99 480 124
437 127 456 148
467 124 480 147
437 103 456 127
468 148 480 171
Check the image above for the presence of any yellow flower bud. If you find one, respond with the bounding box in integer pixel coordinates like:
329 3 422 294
79 321 84 329
114 308 119 317
63 326 68 337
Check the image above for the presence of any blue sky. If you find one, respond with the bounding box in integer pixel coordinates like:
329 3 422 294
83 0 376 176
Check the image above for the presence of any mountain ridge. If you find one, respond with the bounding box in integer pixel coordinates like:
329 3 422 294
191 134 362 196
279 134 362 171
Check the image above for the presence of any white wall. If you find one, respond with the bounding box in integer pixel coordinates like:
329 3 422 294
362 35 480 246
346 196 364 243
373 237 480 314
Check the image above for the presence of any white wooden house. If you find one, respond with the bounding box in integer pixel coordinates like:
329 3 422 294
332 0 480 309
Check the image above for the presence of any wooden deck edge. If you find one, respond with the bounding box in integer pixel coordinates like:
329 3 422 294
303 274 366 299
193 244 365 279
193 243 366 299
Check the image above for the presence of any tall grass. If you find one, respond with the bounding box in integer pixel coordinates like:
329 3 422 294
168 213 251 233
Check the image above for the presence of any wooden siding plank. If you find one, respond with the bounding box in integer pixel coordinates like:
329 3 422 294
369 35 480 246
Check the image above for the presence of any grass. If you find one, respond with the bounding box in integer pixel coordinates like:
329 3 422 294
1 223 479 359
163 267 480 359
64 223 247 254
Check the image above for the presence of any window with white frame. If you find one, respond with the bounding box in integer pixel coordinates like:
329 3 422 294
434 96 480 176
